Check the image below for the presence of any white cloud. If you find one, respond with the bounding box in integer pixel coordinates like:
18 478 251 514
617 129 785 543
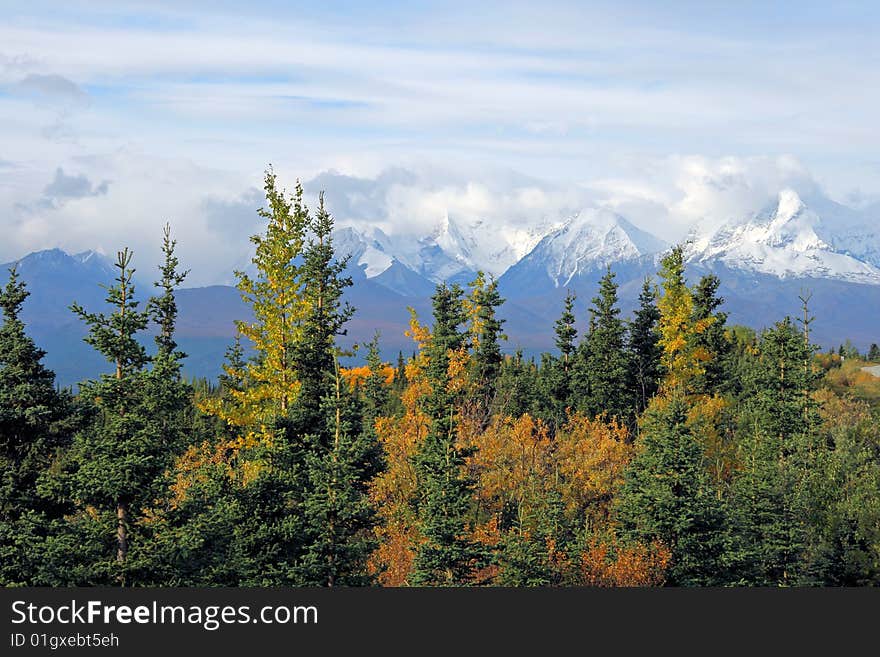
0 149 857 285
1 3 878 282
588 155 824 240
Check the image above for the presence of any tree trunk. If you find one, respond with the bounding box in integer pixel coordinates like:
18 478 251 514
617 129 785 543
116 502 127 581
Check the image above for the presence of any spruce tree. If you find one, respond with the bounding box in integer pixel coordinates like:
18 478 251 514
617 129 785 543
691 274 732 396
466 272 506 425
627 278 662 416
145 224 190 452
287 191 354 439
583 268 630 420
538 291 578 430
69 248 155 583
554 290 578 366
291 198 380 585
412 283 484 585
299 355 380 585
727 318 824 585
0 267 73 585
362 334 390 429
568 335 592 415
493 349 540 419
134 225 193 582
615 396 726 585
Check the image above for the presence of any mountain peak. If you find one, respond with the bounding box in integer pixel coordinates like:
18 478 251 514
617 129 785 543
510 207 667 288
689 188 880 284
775 187 805 222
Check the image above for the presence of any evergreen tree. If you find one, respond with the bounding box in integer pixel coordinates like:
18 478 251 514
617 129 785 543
627 278 662 416
288 198 381 585
287 191 354 439
69 248 157 583
145 224 190 450
690 274 732 396
568 334 592 415
0 267 74 585
299 355 380 585
466 272 506 425
535 291 578 431
412 283 485 585
583 268 630 419
362 334 390 429
554 290 578 366
615 396 726 585
132 225 193 582
727 318 824 585
867 343 880 362
493 350 540 419
385 350 407 417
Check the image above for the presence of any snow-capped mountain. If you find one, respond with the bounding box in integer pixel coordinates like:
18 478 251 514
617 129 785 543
333 226 396 278
798 194 880 269
423 213 560 279
503 207 667 288
334 213 559 285
8 186 880 389
687 189 880 285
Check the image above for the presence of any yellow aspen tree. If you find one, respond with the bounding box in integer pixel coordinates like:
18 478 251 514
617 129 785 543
368 311 431 585
199 168 309 461
555 412 633 528
656 245 715 395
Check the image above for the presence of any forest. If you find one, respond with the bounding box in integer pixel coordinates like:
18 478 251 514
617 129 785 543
2 170 879 587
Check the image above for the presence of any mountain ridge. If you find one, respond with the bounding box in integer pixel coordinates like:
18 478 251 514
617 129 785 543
4 187 880 386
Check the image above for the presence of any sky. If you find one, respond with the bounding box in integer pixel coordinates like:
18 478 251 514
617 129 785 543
1 1 879 285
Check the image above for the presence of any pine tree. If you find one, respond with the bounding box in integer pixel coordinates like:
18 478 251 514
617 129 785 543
554 290 578 366
727 317 824 585
0 267 73 585
690 274 732 396
615 396 726 585
583 268 630 419
69 248 156 583
362 334 390 429
627 278 662 416
412 283 485 585
299 355 380 585
465 272 506 425
287 191 354 439
868 343 880 362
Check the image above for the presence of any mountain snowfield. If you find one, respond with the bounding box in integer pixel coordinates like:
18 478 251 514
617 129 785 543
336 212 561 283
686 189 880 285
515 208 667 287
335 188 880 289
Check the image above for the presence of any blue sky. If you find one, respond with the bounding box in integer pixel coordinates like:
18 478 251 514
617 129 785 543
1 1 878 283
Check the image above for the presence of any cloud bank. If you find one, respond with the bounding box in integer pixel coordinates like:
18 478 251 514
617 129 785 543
1 2 878 282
